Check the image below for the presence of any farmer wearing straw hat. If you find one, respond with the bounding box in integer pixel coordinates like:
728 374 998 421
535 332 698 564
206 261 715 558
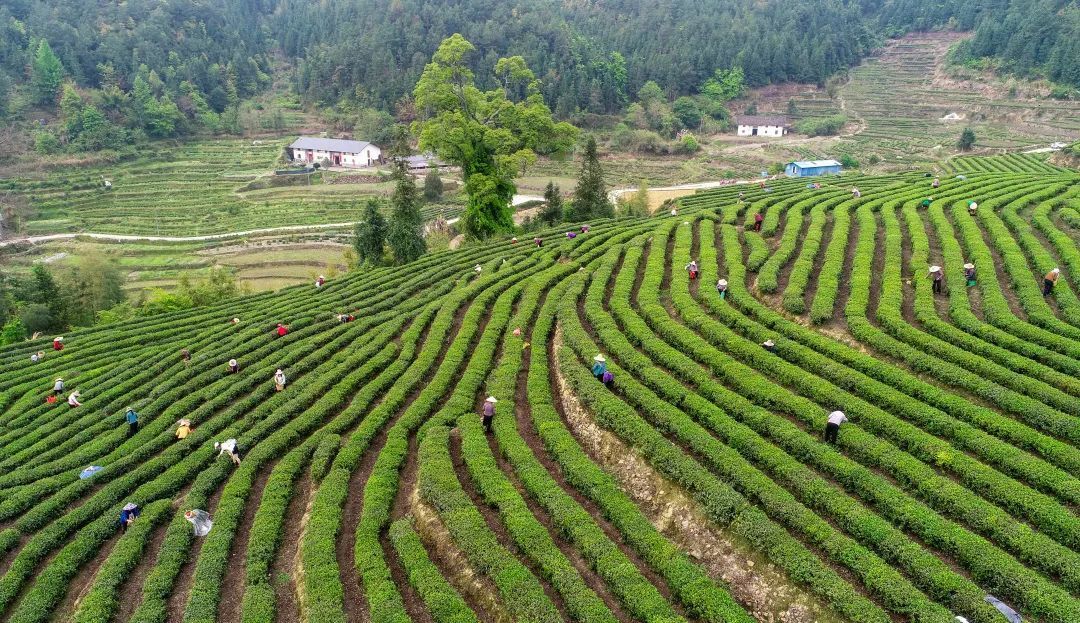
227 359 240 374
685 260 699 280
920 197 932 209
762 339 776 353
929 265 944 294
534 237 543 248
591 354 607 380
53 377 64 396
175 419 193 440
482 396 497 433
67 391 82 407
124 406 139 436
932 177 940 188
716 279 728 300
964 263 976 287
119 503 140 532
53 336 64 351
315 275 325 288
1044 267 1061 296
967 201 978 216
274 369 287 392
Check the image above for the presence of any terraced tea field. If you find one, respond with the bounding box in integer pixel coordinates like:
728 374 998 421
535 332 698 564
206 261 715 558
2 157 1080 623
3 140 463 237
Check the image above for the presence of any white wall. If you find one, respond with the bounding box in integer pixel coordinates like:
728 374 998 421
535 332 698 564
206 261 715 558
292 146 383 168
736 125 785 137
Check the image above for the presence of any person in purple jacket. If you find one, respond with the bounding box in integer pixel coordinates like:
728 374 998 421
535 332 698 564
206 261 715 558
482 396 497 434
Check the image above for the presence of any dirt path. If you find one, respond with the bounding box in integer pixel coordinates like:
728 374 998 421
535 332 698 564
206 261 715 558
116 519 169 623
50 531 121 622
273 473 311 623
167 483 227 622
219 463 276 622
448 428 571 622
384 434 432 623
0 222 359 248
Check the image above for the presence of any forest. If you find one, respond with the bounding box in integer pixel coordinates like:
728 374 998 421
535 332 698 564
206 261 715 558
0 0 1010 127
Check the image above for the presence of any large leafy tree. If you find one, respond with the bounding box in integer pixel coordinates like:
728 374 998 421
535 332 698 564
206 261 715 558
354 198 388 265
413 34 577 240
30 40 64 105
387 163 426 264
568 135 613 222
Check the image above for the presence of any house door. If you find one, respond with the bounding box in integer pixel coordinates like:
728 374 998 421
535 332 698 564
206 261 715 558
306 150 313 162
333 153 341 166
752 127 758 136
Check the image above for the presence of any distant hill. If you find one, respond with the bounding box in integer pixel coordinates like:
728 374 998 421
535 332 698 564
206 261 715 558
0 0 1015 122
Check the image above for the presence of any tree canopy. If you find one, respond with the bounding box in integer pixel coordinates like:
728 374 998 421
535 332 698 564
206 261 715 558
412 34 576 239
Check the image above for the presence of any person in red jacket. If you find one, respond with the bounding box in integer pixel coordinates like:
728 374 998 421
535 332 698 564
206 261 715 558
753 213 764 232
53 336 64 351
276 324 288 337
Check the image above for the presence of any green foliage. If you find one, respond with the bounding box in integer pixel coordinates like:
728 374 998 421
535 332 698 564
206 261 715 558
795 114 847 136
354 198 388 265
839 153 860 168
701 66 746 104
958 127 976 151
672 96 702 129
30 40 63 106
58 252 125 326
422 166 444 202
387 164 426 264
540 181 564 226
618 181 650 218
0 318 25 345
412 34 576 240
568 136 613 222
33 131 61 154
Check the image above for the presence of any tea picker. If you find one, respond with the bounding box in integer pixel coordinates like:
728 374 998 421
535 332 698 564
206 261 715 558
119 503 140 531
185 509 213 536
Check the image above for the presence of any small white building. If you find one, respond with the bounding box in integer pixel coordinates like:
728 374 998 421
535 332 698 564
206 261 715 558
288 137 382 168
736 115 789 137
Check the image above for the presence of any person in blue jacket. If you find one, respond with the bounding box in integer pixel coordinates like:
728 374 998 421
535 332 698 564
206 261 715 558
125 407 139 436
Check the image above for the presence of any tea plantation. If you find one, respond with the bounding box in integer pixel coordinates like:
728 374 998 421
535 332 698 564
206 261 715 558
1 156 1079 623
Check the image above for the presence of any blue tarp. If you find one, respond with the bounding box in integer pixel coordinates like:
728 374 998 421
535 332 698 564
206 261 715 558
79 465 103 479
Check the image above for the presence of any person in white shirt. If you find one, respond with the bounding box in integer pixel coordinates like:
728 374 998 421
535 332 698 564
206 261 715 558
825 410 848 444
68 391 82 408
214 439 241 465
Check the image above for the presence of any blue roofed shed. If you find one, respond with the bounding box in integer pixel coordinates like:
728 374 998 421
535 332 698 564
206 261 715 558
785 159 842 177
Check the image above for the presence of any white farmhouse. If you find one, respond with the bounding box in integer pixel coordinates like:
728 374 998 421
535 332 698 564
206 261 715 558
288 137 382 168
735 115 788 138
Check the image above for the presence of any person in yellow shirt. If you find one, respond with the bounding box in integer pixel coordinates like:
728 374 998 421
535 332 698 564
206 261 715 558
175 419 193 440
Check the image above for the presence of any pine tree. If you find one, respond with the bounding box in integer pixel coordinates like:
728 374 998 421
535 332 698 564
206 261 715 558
423 166 444 201
569 136 613 222
387 163 426 264
354 199 388 265
31 40 64 106
957 128 976 151
540 181 563 225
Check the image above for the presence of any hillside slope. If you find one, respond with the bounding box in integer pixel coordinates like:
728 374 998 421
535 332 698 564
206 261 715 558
1 158 1080 623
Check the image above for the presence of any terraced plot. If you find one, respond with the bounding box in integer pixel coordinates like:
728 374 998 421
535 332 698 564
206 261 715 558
2 140 463 237
2 157 1080 623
